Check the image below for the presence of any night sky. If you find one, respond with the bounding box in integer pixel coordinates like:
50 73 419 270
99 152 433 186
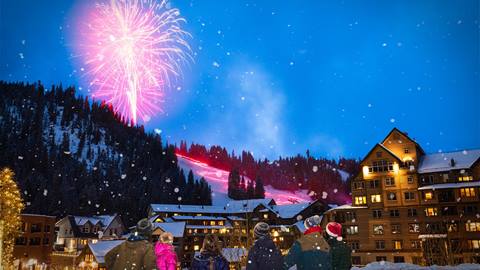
1 0 479 160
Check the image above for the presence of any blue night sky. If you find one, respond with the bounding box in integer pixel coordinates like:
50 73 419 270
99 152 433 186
1 0 479 160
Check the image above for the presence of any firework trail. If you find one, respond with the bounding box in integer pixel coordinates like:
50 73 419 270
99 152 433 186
77 0 191 124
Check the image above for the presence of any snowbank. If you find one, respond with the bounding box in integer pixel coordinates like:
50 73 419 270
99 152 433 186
352 262 480 270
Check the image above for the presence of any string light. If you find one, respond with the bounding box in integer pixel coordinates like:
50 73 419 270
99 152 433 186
0 168 24 269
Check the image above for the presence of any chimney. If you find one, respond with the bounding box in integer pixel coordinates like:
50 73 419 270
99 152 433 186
450 158 456 167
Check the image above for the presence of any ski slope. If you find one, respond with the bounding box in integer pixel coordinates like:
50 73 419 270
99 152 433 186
176 154 313 205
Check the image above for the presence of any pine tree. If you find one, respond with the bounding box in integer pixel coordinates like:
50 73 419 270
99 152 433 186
247 179 255 198
228 168 240 199
254 177 265 199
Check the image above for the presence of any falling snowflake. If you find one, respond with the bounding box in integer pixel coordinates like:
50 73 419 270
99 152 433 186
312 166 318 172
121 174 127 179
177 197 182 201
212 61 220 68
165 178 171 183
174 188 180 193
43 189 48 196
390 118 396 123
154 128 162 134
322 191 328 199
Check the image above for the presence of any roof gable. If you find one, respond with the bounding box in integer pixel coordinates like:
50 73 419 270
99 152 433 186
361 143 402 165
381 128 425 155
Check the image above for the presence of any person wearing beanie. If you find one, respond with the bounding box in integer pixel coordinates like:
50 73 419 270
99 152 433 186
325 222 352 270
284 215 331 270
191 234 229 270
105 218 156 270
246 222 283 270
155 232 177 270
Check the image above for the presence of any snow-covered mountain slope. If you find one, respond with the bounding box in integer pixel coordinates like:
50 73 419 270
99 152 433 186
176 154 313 205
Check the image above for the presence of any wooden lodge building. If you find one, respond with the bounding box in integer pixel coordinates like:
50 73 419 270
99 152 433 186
323 128 480 266
148 198 326 268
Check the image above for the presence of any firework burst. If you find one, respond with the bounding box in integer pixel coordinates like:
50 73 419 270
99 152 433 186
77 0 191 124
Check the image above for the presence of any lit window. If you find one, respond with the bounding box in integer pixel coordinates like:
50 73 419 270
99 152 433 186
368 160 394 173
355 196 367 205
425 208 438 217
459 176 473 182
460 188 476 198
465 222 480 232
468 240 480 250
194 245 200 251
373 225 384 235
424 192 433 200
263 214 268 219
184 245 189 250
407 176 414 184
210 221 216 226
393 240 403 250
371 194 382 203
347 226 359 235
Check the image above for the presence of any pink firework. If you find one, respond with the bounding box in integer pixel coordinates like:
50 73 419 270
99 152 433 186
77 0 191 124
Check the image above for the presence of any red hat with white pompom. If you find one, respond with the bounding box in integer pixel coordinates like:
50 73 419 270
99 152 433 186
326 222 343 241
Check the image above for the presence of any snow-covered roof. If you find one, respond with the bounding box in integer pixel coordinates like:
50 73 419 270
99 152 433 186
418 149 480 173
294 220 307 233
172 215 226 221
227 216 246 221
150 199 273 215
88 240 124 264
418 181 480 190
152 222 185 238
418 234 447 239
73 215 116 229
268 202 311 219
351 261 480 270
186 224 232 230
325 204 367 213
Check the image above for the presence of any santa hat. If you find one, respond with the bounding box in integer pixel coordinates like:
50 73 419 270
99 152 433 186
326 222 343 241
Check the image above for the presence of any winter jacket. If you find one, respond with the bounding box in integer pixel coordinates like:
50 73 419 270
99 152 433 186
154 242 177 270
247 235 283 270
105 235 156 270
327 237 352 270
191 251 229 270
283 229 331 270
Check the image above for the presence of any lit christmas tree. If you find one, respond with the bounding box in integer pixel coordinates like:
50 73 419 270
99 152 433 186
0 168 24 269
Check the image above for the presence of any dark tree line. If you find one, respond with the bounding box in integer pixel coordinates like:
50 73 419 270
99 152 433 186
178 142 360 205
227 168 265 200
0 81 211 226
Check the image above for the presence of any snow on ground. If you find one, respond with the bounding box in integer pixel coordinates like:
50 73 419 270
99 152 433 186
352 262 480 270
338 169 350 182
176 154 313 205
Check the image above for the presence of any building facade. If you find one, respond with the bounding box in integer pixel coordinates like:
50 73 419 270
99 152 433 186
13 214 56 270
323 128 480 266
50 214 126 269
148 198 326 268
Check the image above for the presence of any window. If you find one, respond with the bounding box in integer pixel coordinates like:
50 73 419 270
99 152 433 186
393 240 403 250
376 256 387 262
376 151 382 158
210 221 216 226
394 256 405 263
407 176 414 184
460 188 476 198
423 192 433 200
43 225 50 232
82 226 89 233
371 194 382 203
409 223 420 233
390 209 400 217
345 211 357 221
21 223 27 232
387 192 397 201
373 210 382 219
411 240 421 249
263 214 268 219
349 241 360 250
459 176 473 182
425 208 438 216
375 241 385 250
30 223 42 233
385 177 395 186
391 224 401 234
428 175 435 183
370 180 381 189
29 237 41 246
404 148 409 154
448 223 458 233
441 206 457 216
407 208 417 217
373 225 384 235
194 245 200 251
346 226 359 235
85 254 94 262
352 256 361 265
354 196 367 205
353 182 365 190
15 237 27 246
467 240 480 250
404 192 415 200
466 222 480 232
368 160 394 173
464 205 478 215
426 223 443 233
43 237 50 245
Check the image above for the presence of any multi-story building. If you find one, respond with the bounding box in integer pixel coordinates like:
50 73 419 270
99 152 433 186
323 128 480 266
50 214 126 269
13 214 56 270
148 198 326 268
